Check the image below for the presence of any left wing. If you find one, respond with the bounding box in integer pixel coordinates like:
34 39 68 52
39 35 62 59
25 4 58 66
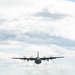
12 57 35 61
40 56 64 60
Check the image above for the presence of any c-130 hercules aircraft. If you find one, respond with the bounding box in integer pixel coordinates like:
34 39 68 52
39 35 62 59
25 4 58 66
12 51 64 64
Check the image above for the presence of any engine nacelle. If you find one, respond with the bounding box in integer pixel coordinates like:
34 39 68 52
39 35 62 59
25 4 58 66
27 59 29 62
47 59 49 61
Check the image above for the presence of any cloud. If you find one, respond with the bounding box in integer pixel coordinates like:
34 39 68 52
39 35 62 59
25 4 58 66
67 0 75 2
15 31 75 47
0 50 74 75
0 30 16 43
0 0 75 41
0 51 20 60
33 8 68 20
0 0 75 75
0 44 75 75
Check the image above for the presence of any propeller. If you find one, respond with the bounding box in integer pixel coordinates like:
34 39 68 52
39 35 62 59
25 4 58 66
49 55 58 68
23 56 26 58
50 55 53 57
30 56 33 58
30 56 33 61
43 56 46 61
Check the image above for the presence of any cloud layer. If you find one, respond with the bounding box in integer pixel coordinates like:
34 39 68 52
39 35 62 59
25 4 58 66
0 0 75 75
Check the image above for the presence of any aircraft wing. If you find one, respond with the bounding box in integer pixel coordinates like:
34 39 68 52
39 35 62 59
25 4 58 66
40 56 64 60
12 57 35 61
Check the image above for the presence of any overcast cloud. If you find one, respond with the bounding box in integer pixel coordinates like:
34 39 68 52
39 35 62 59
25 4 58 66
33 8 68 20
0 0 75 75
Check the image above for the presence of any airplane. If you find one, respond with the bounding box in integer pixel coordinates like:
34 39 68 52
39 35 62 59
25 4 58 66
12 51 64 64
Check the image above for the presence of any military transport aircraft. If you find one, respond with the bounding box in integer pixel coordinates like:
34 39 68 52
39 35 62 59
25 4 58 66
12 51 64 64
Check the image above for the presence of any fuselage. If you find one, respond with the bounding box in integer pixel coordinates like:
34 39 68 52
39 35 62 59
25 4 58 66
35 57 41 64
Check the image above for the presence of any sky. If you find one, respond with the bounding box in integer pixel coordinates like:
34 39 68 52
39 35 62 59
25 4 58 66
0 0 75 75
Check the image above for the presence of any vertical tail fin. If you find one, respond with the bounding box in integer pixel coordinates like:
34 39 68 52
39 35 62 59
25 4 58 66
37 51 39 57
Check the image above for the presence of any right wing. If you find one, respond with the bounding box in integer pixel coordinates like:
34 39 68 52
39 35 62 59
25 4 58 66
40 56 64 60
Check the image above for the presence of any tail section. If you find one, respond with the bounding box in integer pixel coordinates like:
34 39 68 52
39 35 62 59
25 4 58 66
37 51 39 57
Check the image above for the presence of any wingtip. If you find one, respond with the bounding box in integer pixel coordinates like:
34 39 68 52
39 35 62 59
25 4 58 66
12 57 14 59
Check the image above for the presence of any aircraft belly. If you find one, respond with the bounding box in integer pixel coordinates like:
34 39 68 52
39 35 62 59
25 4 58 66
35 60 41 64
